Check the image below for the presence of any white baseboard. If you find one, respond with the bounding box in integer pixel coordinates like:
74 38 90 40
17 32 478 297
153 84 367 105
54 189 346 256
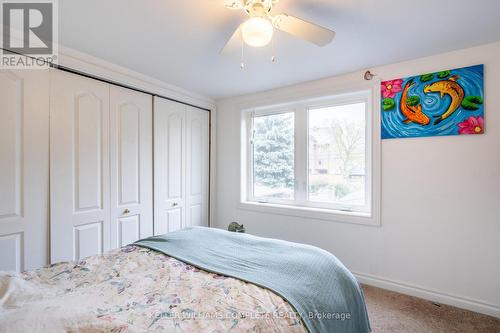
354 271 500 319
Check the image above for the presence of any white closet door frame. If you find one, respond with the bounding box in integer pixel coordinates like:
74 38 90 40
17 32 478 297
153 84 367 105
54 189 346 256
153 97 187 235
0 69 49 272
110 86 153 248
50 69 111 263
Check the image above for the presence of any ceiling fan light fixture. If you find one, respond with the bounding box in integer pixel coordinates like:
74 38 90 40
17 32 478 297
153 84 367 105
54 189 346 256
241 17 274 48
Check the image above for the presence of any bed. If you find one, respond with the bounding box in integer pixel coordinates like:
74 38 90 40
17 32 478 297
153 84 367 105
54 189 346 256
0 227 370 333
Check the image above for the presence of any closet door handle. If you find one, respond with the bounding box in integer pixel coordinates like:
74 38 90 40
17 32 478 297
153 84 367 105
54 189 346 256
123 208 130 215
172 202 178 207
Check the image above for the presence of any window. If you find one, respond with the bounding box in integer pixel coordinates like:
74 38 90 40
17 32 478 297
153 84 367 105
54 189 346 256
308 103 366 207
252 112 295 200
242 88 379 224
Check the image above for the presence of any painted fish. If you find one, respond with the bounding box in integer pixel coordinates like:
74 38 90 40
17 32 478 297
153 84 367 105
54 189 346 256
423 75 465 125
400 79 430 125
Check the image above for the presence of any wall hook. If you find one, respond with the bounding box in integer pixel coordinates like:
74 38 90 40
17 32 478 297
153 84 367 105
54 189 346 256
364 70 376 81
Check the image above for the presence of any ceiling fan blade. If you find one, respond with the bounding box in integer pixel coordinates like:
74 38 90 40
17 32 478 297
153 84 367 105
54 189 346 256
220 26 242 54
272 14 335 46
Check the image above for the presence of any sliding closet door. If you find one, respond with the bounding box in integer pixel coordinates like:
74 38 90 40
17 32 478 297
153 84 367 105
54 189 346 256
110 86 153 248
185 106 209 227
50 70 110 263
0 69 49 272
153 98 186 235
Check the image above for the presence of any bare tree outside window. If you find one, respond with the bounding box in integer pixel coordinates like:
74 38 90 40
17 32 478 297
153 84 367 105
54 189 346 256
308 103 366 205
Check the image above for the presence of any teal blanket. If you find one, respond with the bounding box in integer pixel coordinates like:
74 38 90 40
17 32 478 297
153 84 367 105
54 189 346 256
135 227 371 333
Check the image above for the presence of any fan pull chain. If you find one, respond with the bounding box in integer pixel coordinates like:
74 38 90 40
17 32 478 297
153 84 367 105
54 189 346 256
271 34 276 63
240 30 245 70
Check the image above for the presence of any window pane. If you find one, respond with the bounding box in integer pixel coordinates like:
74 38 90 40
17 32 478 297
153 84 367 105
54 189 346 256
308 103 366 206
253 112 295 200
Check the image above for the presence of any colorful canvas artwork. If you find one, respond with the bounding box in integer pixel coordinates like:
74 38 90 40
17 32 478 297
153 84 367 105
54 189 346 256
381 65 484 139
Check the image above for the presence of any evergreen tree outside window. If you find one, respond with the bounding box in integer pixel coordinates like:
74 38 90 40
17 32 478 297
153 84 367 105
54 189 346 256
252 112 295 200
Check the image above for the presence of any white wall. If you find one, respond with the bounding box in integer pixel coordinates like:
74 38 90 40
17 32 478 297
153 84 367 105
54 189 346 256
214 42 500 318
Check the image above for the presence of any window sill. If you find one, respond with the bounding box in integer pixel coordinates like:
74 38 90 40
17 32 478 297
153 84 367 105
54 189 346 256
238 201 380 226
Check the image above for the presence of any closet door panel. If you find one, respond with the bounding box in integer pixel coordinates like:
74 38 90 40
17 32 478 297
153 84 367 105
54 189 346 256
185 107 209 227
118 105 139 205
154 98 186 235
0 69 49 271
167 115 184 201
110 86 153 248
0 71 22 220
117 215 140 247
50 70 110 263
165 209 182 233
74 221 103 260
74 94 104 212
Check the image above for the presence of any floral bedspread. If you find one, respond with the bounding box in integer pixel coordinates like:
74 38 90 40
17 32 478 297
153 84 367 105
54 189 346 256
0 245 306 333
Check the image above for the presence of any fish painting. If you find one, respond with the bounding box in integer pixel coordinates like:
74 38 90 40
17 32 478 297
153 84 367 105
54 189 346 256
400 79 430 126
381 64 484 139
423 75 464 125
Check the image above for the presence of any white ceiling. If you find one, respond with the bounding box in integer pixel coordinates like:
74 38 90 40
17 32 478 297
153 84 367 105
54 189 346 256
59 0 500 100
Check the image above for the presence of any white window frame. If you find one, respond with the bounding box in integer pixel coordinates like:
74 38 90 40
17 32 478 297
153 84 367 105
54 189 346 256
239 82 381 226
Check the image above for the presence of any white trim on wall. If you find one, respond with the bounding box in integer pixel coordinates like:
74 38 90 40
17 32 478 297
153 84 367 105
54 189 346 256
355 272 500 318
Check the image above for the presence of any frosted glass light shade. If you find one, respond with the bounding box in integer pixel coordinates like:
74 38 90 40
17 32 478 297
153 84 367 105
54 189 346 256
241 17 274 47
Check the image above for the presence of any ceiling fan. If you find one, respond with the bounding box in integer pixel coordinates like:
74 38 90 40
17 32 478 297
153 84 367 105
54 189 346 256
221 0 336 53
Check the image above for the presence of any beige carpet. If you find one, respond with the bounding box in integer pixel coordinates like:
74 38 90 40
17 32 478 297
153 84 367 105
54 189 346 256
362 285 500 333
